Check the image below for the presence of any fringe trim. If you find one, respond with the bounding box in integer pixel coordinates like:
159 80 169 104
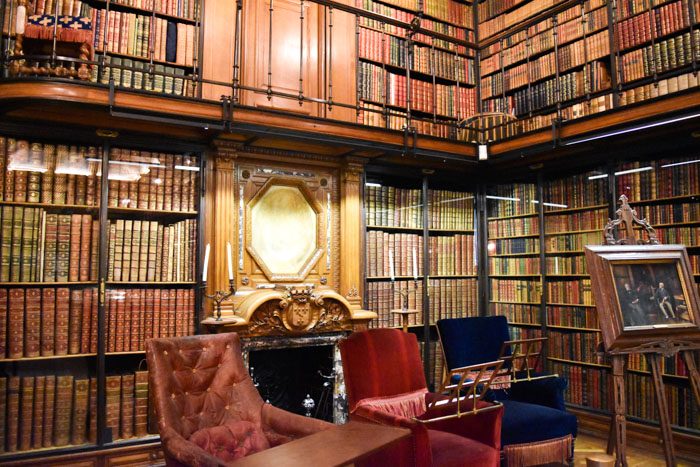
355 389 429 419
503 435 573 467
24 24 92 44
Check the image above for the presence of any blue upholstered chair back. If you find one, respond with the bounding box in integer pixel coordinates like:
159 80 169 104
437 316 513 370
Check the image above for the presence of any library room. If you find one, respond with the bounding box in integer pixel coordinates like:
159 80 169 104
0 0 699 465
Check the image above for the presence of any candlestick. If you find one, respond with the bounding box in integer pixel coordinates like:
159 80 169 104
227 241 234 281
412 248 418 280
202 243 210 282
389 249 395 280
203 279 236 321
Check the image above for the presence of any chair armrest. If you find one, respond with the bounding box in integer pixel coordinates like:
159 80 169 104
260 403 334 439
422 393 503 450
159 426 227 467
508 375 568 411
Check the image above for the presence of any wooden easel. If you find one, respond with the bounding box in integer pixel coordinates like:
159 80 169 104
600 195 700 467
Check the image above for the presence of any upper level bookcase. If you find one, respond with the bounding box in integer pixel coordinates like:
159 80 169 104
0 129 204 461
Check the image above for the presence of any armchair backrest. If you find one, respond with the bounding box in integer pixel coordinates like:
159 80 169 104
146 333 264 440
339 329 427 412
436 316 511 371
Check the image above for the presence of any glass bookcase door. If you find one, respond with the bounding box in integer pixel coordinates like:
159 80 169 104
486 181 543 341
0 135 100 458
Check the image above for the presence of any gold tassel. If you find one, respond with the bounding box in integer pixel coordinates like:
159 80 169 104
503 435 573 467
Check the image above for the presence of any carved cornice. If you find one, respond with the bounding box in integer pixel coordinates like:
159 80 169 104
342 158 365 184
233 145 342 166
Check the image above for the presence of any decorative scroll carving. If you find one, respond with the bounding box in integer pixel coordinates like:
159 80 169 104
603 195 659 245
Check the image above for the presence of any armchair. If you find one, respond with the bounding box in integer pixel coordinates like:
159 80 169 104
436 316 578 466
339 328 504 467
145 333 332 466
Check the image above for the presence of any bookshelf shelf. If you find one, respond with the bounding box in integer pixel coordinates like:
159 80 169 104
358 24 473 56
490 300 542 305
508 321 542 327
103 434 161 449
366 275 423 280
89 0 198 24
543 204 608 215
366 225 424 232
359 98 465 121
627 367 689 381
106 281 197 287
547 356 610 369
546 324 600 332
617 24 695 56
544 250 586 255
546 273 590 277
432 274 479 278
95 49 196 70
0 281 98 287
489 252 541 257
0 201 99 213
0 442 97 462
488 233 540 240
640 220 700 229
358 55 476 88
487 212 539 221
429 228 476 234
106 351 146 356
489 274 541 278
545 228 605 236
0 353 98 363
548 302 595 307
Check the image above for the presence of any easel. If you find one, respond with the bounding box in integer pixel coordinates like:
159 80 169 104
598 195 700 467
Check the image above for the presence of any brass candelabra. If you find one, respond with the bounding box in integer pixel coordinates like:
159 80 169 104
203 279 236 321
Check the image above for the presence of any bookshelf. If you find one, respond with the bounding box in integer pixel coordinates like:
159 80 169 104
356 0 478 139
2 0 201 97
363 174 478 388
0 133 203 460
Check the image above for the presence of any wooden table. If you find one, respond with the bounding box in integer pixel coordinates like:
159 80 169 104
233 421 410 466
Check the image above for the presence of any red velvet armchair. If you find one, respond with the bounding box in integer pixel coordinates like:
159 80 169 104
146 333 332 466
339 328 503 467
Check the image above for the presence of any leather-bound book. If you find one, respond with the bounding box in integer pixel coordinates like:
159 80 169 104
147 221 158 282
27 144 42 203
172 155 183 211
111 220 122 281
149 164 159 210
41 288 55 356
24 288 41 358
0 136 5 202
188 289 195 334
90 219 99 281
122 220 133 281
131 290 142 351
160 289 171 337
8 289 25 358
53 146 68 205
175 288 185 336
19 376 35 450
88 377 97 443
32 375 45 449
12 141 29 203
137 157 150 209
79 214 92 281
19 207 37 281
68 214 82 282
138 221 149 282
6 376 20 451
107 293 116 352
0 377 6 452
105 375 122 439
121 374 135 439
153 289 162 338
4 139 15 202
166 21 177 63
164 158 174 211
53 375 73 446
154 161 165 209
9 207 23 282
42 375 56 447
85 147 98 207
56 214 71 282
55 288 70 355
68 289 83 354
130 220 142 283
43 213 58 282
0 289 6 357
74 150 87 206
72 378 89 445
1 206 13 281
90 289 98 353
80 288 92 354
128 151 139 206
116 291 127 352
144 288 155 341
161 225 170 281
66 173 76 205
134 371 148 437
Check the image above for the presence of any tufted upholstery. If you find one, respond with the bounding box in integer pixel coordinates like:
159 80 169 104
340 329 503 467
146 333 332 467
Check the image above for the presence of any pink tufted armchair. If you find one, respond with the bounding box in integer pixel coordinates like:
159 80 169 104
145 333 333 466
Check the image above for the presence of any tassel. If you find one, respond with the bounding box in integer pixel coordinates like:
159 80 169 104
503 435 573 467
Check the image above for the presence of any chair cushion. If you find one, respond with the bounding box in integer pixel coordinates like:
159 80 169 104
189 420 270 462
428 429 500 467
499 399 577 446
355 389 428 419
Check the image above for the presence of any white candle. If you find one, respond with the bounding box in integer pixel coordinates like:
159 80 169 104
227 241 234 281
202 243 210 282
15 5 26 35
412 248 418 280
389 249 395 281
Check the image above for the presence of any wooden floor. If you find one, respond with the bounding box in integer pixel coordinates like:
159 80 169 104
573 433 695 466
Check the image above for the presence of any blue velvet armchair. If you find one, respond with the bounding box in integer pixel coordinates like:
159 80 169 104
436 316 577 467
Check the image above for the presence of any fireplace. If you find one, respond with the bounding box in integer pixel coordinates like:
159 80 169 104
240 332 348 424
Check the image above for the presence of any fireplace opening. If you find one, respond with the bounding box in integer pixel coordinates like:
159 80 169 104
249 344 335 422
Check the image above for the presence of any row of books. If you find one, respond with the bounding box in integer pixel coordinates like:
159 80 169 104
30 0 198 20
653 226 700 246
481 30 610 99
419 340 445 391
616 157 700 202
107 218 196 282
546 328 599 363
487 183 537 218
488 216 539 237
479 0 559 40
614 0 689 52
366 231 423 278
0 209 99 283
95 56 192 97
544 175 608 211
488 237 539 255
0 138 101 205
105 372 150 440
365 185 423 228
427 234 476 276
547 279 594 305
490 303 541 325
620 31 700 83
617 0 698 21
625 372 700 429
490 279 542 303
627 352 690 377
489 257 540 275
638 202 700 225
545 231 602 252
619 70 700 106
503 93 612 134
480 6 609 76
367 279 479 328
545 209 608 234
427 190 475 230
549 362 610 410
356 103 458 139
547 305 598 328
107 149 198 212
0 375 98 453
359 62 478 118
423 0 471 28
546 255 589 275
106 288 195 353
92 9 197 67
511 62 611 116
509 325 544 341
690 256 700 275
0 288 96 359
356 0 472 52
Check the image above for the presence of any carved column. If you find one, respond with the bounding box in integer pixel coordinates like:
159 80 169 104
339 157 366 309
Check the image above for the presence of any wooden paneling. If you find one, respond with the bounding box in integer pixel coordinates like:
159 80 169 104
201 0 237 100
321 7 358 123
2 442 163 467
